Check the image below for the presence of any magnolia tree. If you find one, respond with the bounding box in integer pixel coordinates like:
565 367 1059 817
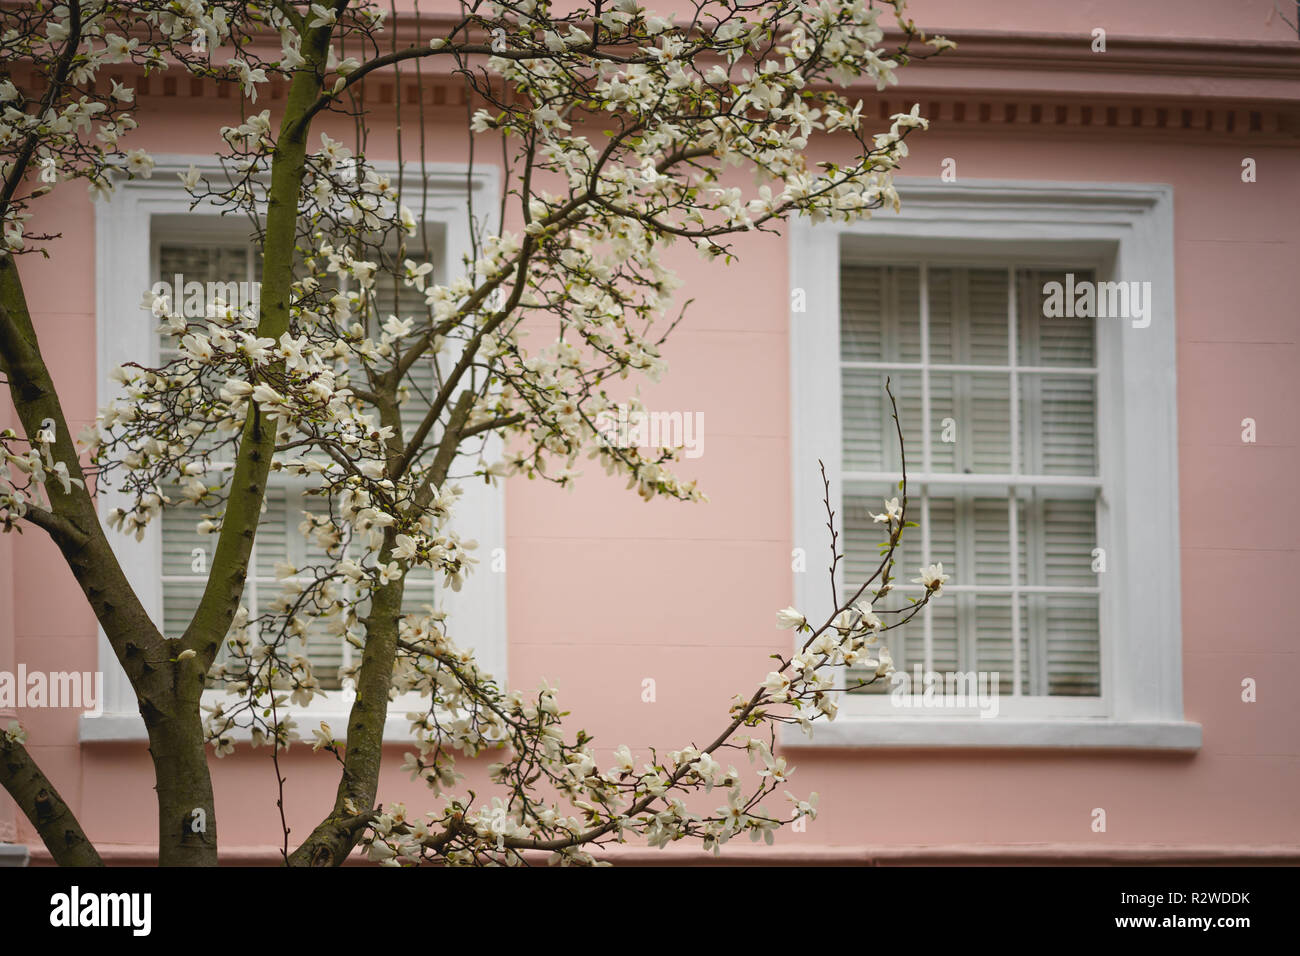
0 0 952 866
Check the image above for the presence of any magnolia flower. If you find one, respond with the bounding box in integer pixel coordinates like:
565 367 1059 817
49 461 83 495
3 720 27 745
693 751 722 790
402 259 434 290
307 4 337 29
393 533 421 563
871 496 902 523
398 205 417 234
229 59 267 102
311 723 335 752
124 149 154 178
251 383 283 405
221 377 253 399
912 562 949 593
382 315 414 339
762 671 791 700
611 744 636 775
757 754 794 784
852 601 883 631
280 42 306 71
775 606 806 630
786 791 820 820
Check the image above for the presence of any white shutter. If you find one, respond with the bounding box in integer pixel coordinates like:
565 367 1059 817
842 487 918 691
258 487 346 689
160 499 208 641
1017 270 1098 477
840 264 920 473
155 241 353 685
927 493 1023 692
1016 271 1101 695
928 268 1011 474
371 259 440 438
1018 494 1100 696
839 263 1101 698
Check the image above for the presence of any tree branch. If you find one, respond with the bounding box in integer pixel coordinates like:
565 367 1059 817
0 734 102 866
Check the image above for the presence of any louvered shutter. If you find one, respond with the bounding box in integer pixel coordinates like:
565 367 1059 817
369 255 444 623
254 488 345 689
157 241 353 686
840 263 920 473
157 243 249 666
1017 270 1101 695
370 257 440 439
839 262 1101 699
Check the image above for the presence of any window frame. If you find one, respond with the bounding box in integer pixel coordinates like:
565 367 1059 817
837 256 1106 714
786 179 1199 750
83 156 505 743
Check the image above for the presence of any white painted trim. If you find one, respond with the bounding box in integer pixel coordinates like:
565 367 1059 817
80 710 427 744
0 843 29 867
788 717 1202 751
83 156 507 742
785 178 1193 750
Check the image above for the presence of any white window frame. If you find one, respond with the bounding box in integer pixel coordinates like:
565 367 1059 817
82 156 506 743
787 179 1199 750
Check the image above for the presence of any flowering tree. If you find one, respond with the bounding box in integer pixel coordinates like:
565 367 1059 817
0 0 951 866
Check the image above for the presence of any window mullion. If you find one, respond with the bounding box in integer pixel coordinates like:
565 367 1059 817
919 262 933 673
958 494 976 674
1008 267 1023 696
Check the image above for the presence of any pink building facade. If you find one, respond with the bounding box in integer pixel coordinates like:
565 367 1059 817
2 0 1298 864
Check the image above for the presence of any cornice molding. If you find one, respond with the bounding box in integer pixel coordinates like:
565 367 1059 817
7 22 1298 140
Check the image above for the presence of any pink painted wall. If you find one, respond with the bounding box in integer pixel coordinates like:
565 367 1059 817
2 0 1297 861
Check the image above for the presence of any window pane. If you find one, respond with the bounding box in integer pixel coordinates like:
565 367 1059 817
157 243 250 334
1023 593 1100 696
1020 373 1097 476
841 369 920 473
253 487 336 577
298 620 346 691
929 371 1012 473
928 266 1009 365
974 594 1025 695
369 256 441 438
842 486 916 603
1017 493 1098 588
926 493 1012 588
161 494 249 680
839 262 920 363
1018 268 1096 368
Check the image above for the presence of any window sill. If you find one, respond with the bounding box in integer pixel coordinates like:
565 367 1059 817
780 717 1202 751
0 844 30 867
79 711 424 745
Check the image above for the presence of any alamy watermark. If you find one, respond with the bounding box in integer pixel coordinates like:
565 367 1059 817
1042 273 1151 329
149 274 262 320
594 404 705 459
889 667 1001 718
50 886 151 936
0 666 104 717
